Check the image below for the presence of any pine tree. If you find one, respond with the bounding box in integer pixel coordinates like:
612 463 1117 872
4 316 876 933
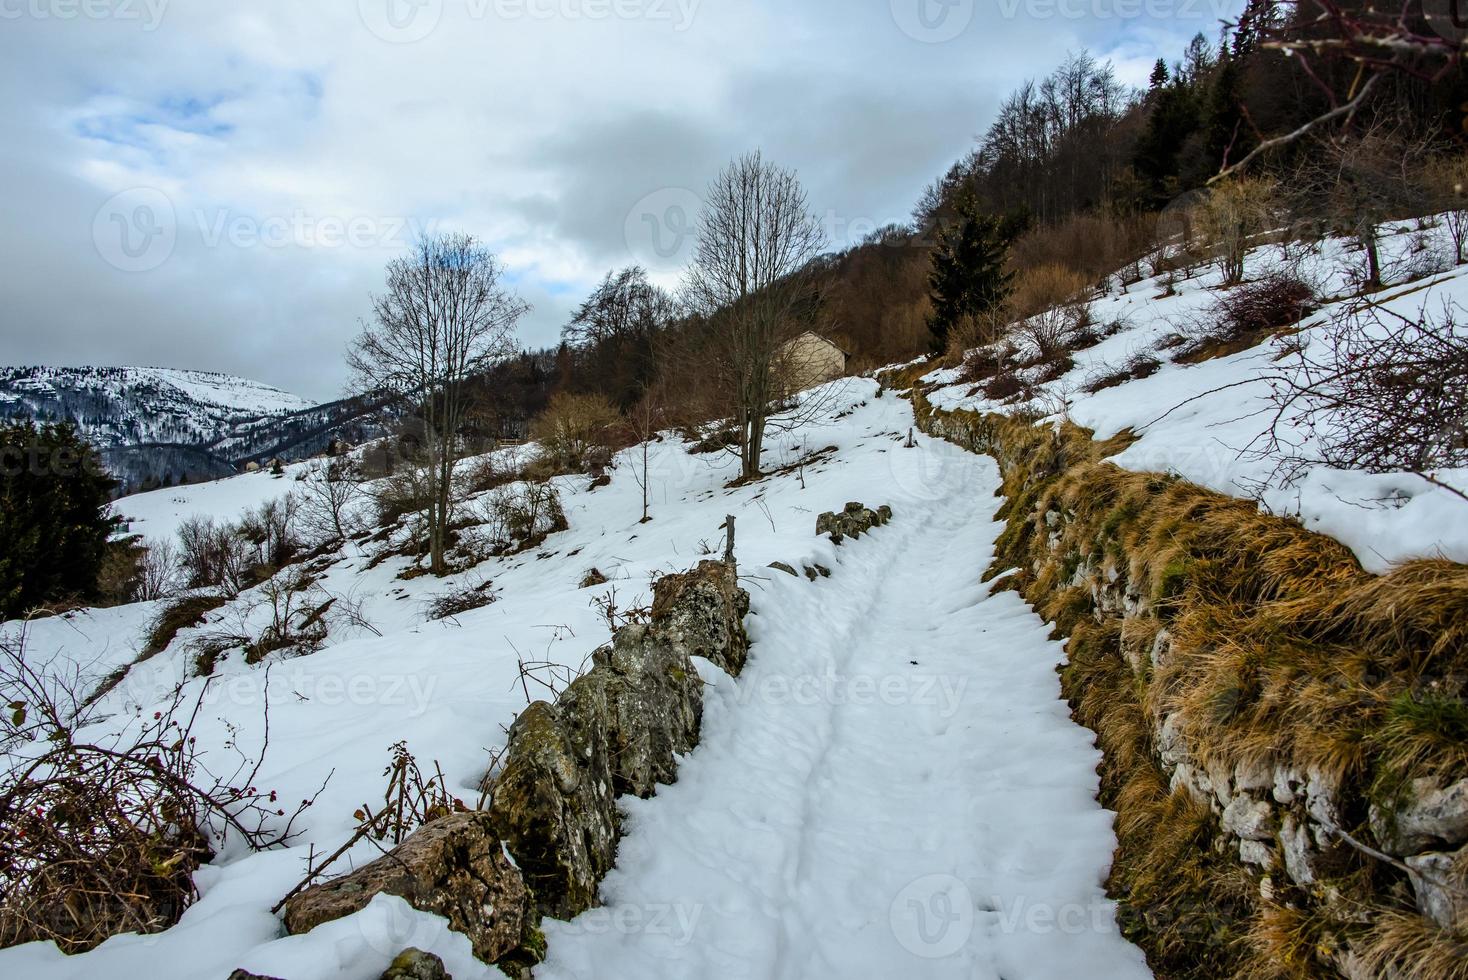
1149 59 1170 92
1203 54 1249 172
926 198 1015 352
0 420 118 618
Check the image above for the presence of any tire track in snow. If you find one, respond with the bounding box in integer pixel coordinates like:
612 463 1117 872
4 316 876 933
538 438 1153 980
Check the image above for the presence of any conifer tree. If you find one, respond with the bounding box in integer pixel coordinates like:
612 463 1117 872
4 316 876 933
0 420 117 618
926 198 1014 352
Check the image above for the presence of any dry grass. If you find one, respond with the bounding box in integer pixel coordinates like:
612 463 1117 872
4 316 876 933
911 388 1468 978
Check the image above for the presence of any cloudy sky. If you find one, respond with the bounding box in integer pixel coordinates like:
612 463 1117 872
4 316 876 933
0 0 1238 401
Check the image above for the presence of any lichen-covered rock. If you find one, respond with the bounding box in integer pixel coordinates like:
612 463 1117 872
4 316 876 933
487 558 750 926
488 700 618 920
282 812 530 966
815 502 893 544
1222 796 1274 841
1406 846 1468 929
1279 815 1318 887
381 948 451 980
586 624 705 798
1239 839 1275 868
649 559 750 676
1372 778 1468 856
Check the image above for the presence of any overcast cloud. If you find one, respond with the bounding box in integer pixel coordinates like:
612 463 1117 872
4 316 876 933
0 0 1238 400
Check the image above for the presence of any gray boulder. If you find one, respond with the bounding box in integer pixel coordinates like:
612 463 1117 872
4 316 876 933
282 812 531 966
815 502 892 544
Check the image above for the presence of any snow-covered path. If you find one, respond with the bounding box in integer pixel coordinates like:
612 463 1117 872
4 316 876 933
538 448 1153 980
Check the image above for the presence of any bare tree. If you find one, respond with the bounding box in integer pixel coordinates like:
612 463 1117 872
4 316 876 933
295 458 363 546
135 540 180 603
682 152 826 482
348 234 529 575
1212 0 1458 183
629 379 667 524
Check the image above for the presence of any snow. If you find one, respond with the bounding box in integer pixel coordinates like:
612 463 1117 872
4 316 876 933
539 439 1150 980
0 379 1151 979
5 217 1465 979
112 463 310 546
1 366 313 416
924 217 1468 572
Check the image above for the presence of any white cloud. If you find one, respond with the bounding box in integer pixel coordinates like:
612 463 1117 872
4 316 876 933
0 0 1235 399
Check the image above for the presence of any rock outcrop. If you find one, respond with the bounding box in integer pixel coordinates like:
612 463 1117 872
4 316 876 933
281 557 752 969
649 559 750 675
381 948 452 979
489 557 750 920
282 812 531 965
815 502 892 544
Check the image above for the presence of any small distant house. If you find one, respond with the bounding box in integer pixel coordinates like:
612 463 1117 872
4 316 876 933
778 332 849 392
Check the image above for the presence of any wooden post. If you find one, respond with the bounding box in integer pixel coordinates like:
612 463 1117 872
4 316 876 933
724 515 736 565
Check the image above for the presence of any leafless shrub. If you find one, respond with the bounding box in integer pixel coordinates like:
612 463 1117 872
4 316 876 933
529 392 623 476
1261 298 1468 495
0 630 319 952
1426 156 1468 267
177 516 253 596
372 466 436 530
589 585 650 634
1083 351 1163 394
1192 176 1280 286
245 566 329 665
1178 272 1317 360
135 540 182 602
235 496 302 572
425 581 497 622
461 482 567 558
294 459 364 546
958 340 1020 386
356 742 467 847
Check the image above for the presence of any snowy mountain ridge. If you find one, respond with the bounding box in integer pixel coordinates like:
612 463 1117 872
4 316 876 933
1 366 384 492
1 365 314 444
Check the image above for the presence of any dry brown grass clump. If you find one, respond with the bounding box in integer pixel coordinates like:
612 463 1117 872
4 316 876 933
911 387 1468 978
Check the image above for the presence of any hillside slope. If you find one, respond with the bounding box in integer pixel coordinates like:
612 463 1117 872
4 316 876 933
0 366 386 492
0 380 1151 979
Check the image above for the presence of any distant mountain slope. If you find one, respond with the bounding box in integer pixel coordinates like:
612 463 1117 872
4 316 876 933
0 366 388 493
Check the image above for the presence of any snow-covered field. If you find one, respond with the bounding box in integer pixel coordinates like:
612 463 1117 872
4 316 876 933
924 218 1468 572
5 218 1466 980
0 379 1150 978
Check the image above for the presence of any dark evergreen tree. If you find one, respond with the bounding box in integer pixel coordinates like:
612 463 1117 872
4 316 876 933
1133 82 1202 204
0 420 118 618
926 198 1015 351
1203 54 1249 173
1149 59 1170 92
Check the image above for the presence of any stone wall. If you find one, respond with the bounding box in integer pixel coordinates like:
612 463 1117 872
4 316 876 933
283 559 750 974
908 388 1468 979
